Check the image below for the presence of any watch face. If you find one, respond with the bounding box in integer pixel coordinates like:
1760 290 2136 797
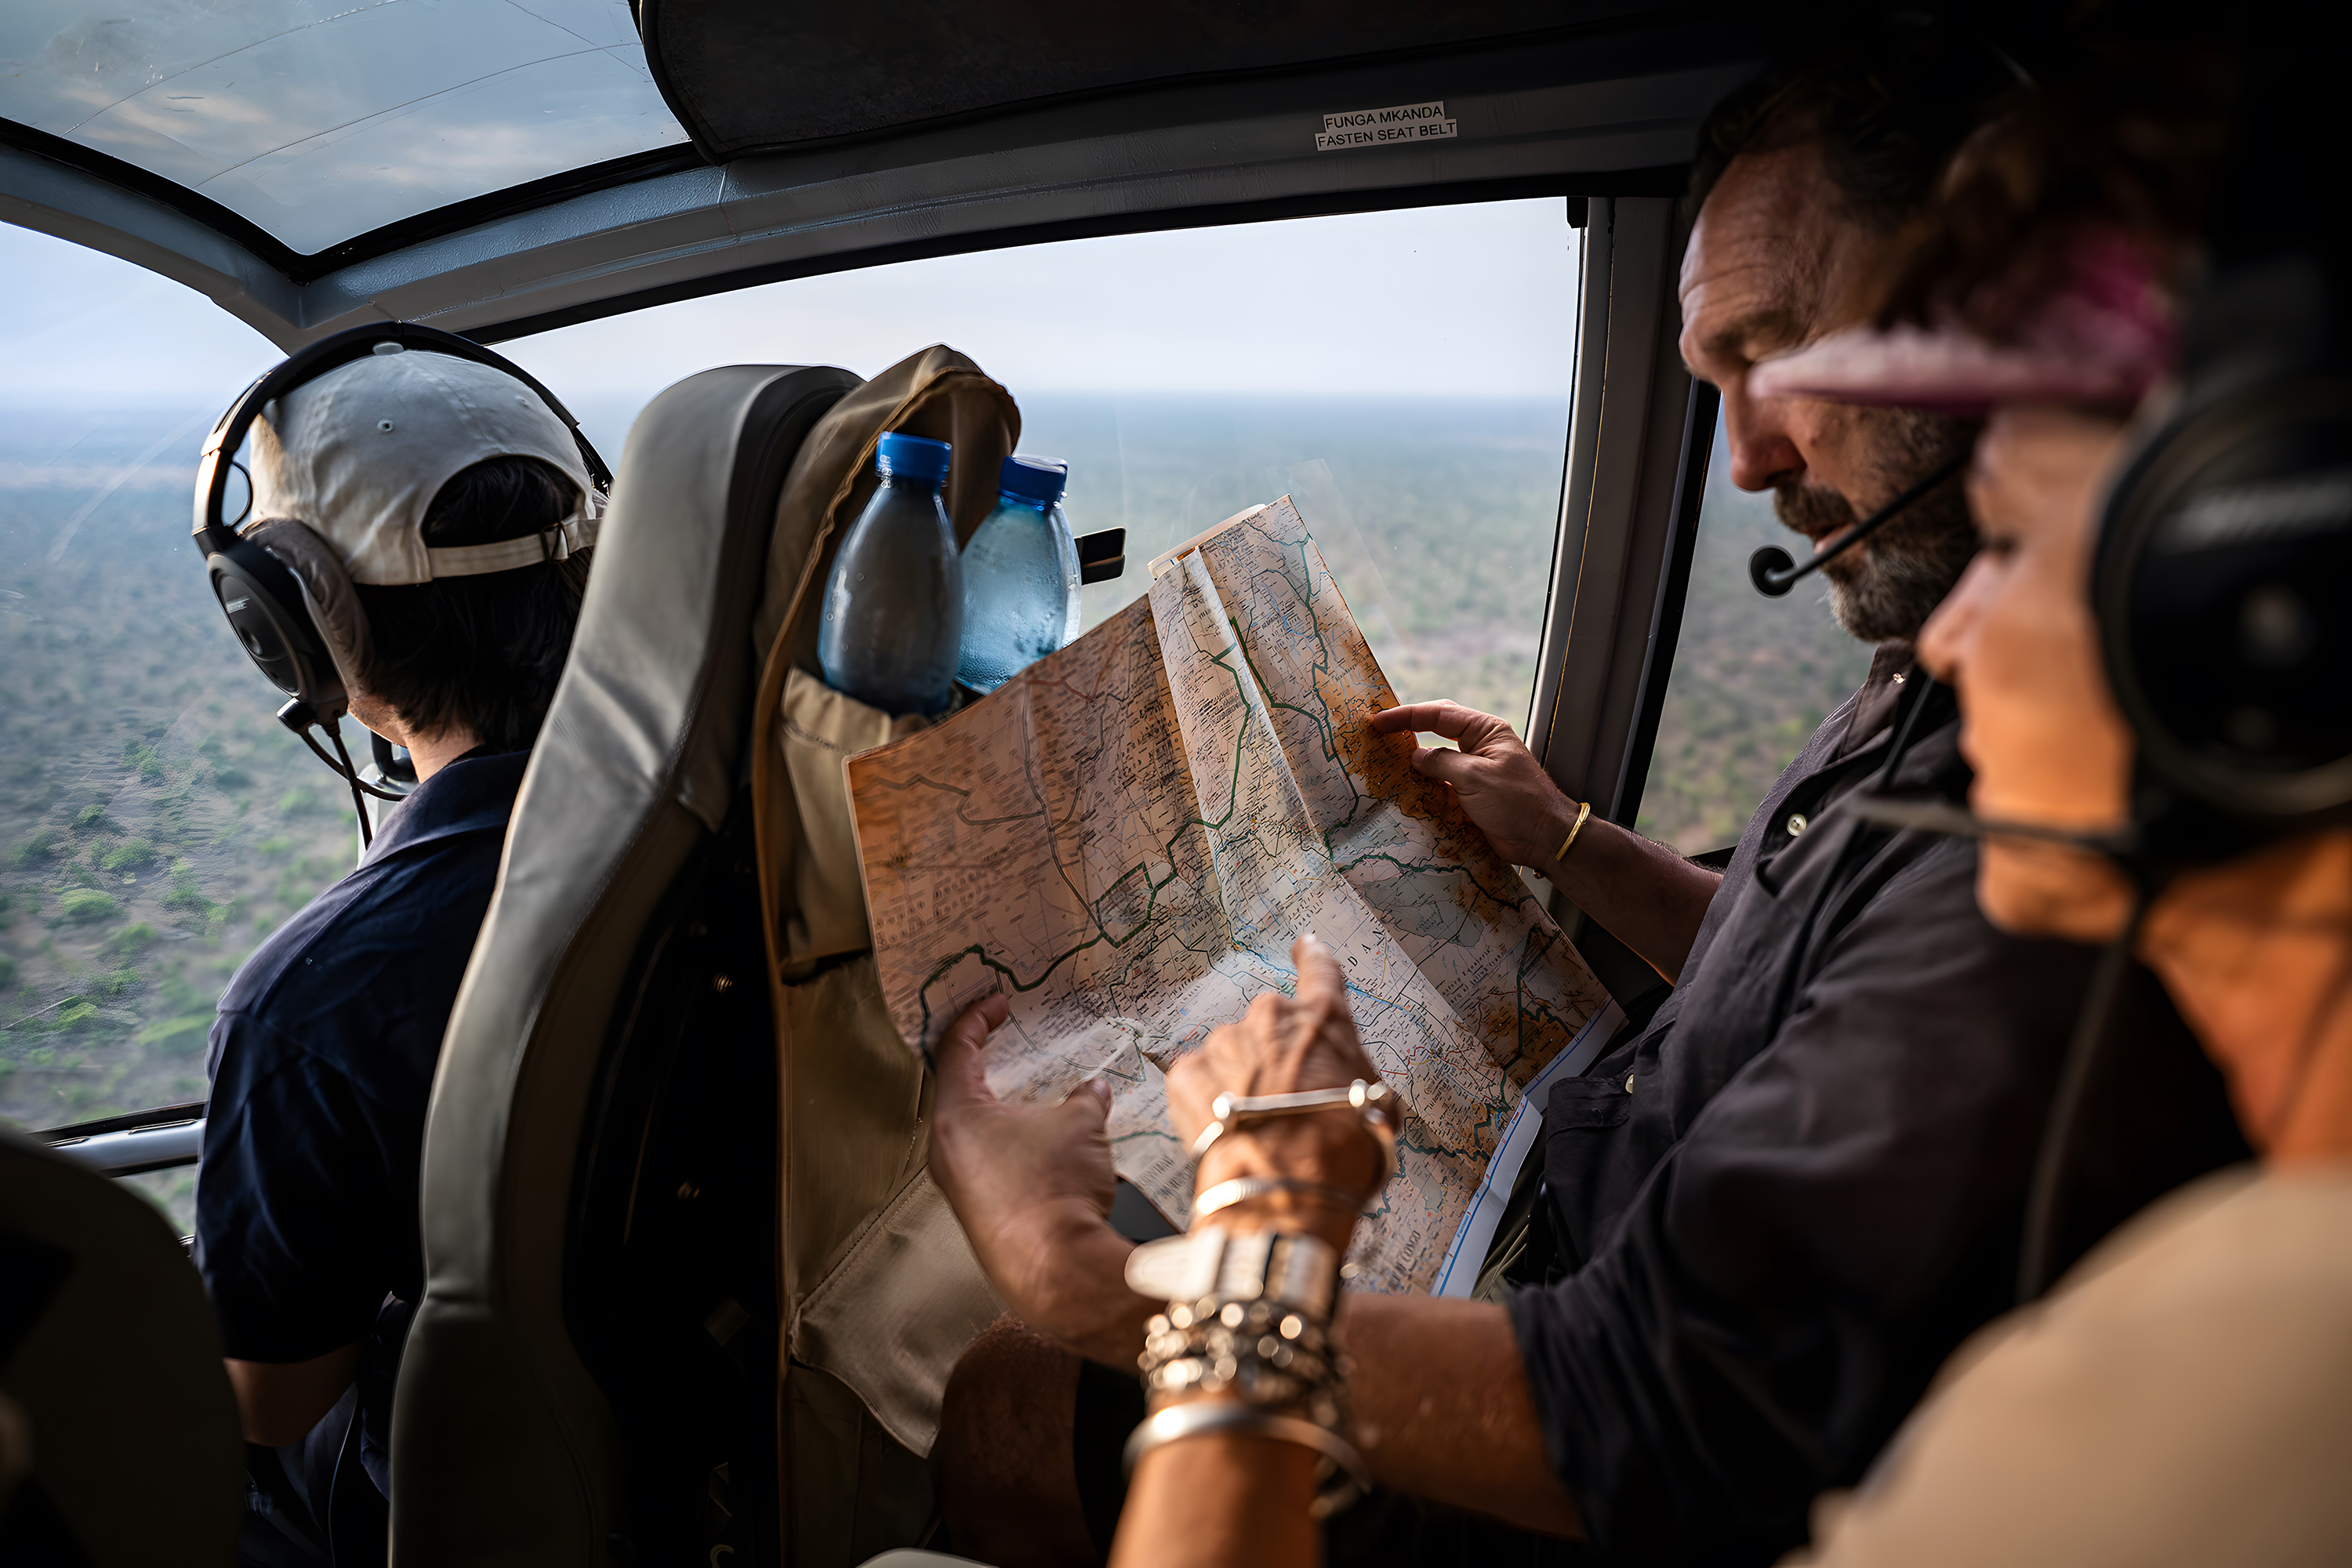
1125 1228 1225 1303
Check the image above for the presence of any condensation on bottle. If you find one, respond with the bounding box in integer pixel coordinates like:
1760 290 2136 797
955 454 1080 693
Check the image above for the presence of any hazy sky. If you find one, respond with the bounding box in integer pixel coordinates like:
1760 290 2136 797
1 196 1581 420
0 222 281 404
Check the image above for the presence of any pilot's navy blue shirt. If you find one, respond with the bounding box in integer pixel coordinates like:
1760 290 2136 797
194 748 525 1485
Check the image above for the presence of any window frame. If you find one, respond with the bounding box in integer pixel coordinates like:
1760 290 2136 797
0 20 1764 348
5 31 1760 1139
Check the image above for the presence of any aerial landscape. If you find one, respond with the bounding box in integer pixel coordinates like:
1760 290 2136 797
1635 428 1877 855
2 387 1864 1230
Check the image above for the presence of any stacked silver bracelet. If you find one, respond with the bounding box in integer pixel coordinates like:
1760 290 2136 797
1122 1226 1368 1517
1188 1077 1399 1181
1141 1286 1345 1429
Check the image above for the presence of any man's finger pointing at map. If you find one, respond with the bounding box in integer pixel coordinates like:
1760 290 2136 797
1370 699 1497 743
1368 702 1584 874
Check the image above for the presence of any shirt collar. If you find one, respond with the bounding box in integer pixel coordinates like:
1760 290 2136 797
360 747 529 866
1834 643 1924 762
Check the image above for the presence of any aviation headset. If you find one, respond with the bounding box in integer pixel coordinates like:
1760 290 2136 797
191 321 612 844
2002 245 2347 1300
1741 11 2031 599
1837 239 2352 1304
2090 252 2352 870
1854 243 2352 877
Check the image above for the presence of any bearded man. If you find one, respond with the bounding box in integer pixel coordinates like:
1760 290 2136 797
925 24 2250 1568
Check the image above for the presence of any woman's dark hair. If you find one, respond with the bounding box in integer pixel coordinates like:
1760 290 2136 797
1865 22 2234 337
352 455 593 754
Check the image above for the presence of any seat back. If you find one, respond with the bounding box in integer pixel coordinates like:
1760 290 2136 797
0 1129 241 1565
397 365 858 1566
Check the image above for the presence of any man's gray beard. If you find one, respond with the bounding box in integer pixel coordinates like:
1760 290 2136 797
1774 412 1980 644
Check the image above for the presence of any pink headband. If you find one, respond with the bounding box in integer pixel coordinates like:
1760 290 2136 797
1748 230 2176 415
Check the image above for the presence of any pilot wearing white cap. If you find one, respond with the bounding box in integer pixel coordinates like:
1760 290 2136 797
194 344 599 1564
247 346 600 586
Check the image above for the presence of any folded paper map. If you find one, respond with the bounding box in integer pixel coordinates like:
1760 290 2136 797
848 498 1615 1294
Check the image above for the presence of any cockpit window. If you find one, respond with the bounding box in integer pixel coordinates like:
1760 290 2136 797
1636 416 1874 852
500 198 1584 726
0 1 685 255
1 223 364 1194
2 198 1578 1230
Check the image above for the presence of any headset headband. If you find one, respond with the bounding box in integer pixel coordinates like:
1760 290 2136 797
191 321 609 560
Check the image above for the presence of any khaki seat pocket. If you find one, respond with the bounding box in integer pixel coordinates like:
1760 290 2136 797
776 666 933 974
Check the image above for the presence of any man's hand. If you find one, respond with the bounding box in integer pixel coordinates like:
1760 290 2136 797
1165 934 1387 1247
1371 702 1581 875
928 993 1149 1365
1371 700 1723 982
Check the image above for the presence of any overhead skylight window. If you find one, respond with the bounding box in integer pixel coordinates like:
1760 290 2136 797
0 1 688 256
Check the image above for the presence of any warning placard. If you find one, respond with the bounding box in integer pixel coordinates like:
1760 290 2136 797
1315 100 1459 152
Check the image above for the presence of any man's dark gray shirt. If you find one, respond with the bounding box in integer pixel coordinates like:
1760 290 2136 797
1507 646 2247 1565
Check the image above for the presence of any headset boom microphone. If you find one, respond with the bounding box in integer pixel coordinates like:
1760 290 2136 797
1748 452 1969 597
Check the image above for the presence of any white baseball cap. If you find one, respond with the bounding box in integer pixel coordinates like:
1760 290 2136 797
245 345 599 586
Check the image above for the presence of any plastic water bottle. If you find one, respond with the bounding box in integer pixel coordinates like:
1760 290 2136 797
955 455 1082 692
818 432 963 716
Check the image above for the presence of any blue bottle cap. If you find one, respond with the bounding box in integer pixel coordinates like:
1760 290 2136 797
998 453 1068 507
877 430 953 484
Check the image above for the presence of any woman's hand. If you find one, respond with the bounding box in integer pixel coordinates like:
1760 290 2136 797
1165 933 1388 1247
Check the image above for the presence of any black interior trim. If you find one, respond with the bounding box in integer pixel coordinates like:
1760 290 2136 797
1606 378 1720 827
640 2 1749 163
0 117 298 269
1566 914 1669 1019
0 117 703 285
33 1100 207 1144
470 166 1682 345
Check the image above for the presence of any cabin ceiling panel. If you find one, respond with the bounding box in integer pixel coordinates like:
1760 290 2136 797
0 13 1769 349
318 54 1748 344
641 0 1678 158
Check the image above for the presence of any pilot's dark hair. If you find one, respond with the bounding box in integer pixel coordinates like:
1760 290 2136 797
1687 17 2025 233
350 455 593 755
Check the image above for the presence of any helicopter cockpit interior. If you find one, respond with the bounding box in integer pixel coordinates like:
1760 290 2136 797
10 5 2339 1568
0 2 1907 1560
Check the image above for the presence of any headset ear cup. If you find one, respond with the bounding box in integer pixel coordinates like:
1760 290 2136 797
2093 372 2352 854
243 519 375 706
208 539 346 718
